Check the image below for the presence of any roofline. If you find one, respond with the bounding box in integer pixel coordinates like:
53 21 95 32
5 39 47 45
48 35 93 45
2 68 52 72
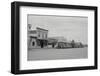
36 27 48 31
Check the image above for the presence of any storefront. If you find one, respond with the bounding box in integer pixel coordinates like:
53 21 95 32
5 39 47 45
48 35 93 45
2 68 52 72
28 27 48 49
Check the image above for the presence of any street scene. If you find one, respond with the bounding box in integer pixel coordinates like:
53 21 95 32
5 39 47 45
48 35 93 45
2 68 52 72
27 14 88 61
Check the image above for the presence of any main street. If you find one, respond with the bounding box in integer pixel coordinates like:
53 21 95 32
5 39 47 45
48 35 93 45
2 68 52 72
28 47 88 61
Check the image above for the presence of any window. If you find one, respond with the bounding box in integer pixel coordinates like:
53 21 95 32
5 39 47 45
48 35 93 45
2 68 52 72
45 34 47 38
42 33 44 39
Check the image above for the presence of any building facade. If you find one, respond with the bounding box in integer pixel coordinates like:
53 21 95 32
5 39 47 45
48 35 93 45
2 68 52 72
28 25 48 49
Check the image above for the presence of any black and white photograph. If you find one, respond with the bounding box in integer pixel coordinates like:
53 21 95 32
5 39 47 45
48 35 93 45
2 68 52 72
27 15 88 61
11 1 97 74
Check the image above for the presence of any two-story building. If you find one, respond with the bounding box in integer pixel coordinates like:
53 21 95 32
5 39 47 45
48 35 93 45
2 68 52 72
28 25 48 49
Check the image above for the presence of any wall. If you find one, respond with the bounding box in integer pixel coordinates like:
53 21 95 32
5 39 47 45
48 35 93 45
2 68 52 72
0 0 99 76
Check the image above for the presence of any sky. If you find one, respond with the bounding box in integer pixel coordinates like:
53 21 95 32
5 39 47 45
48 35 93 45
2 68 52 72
28 14 88 44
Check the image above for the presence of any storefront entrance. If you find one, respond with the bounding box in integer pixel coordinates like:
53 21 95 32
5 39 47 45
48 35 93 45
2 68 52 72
37 39 48 48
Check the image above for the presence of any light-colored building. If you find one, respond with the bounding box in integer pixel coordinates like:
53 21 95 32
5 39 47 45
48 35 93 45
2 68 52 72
28 25 48 49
